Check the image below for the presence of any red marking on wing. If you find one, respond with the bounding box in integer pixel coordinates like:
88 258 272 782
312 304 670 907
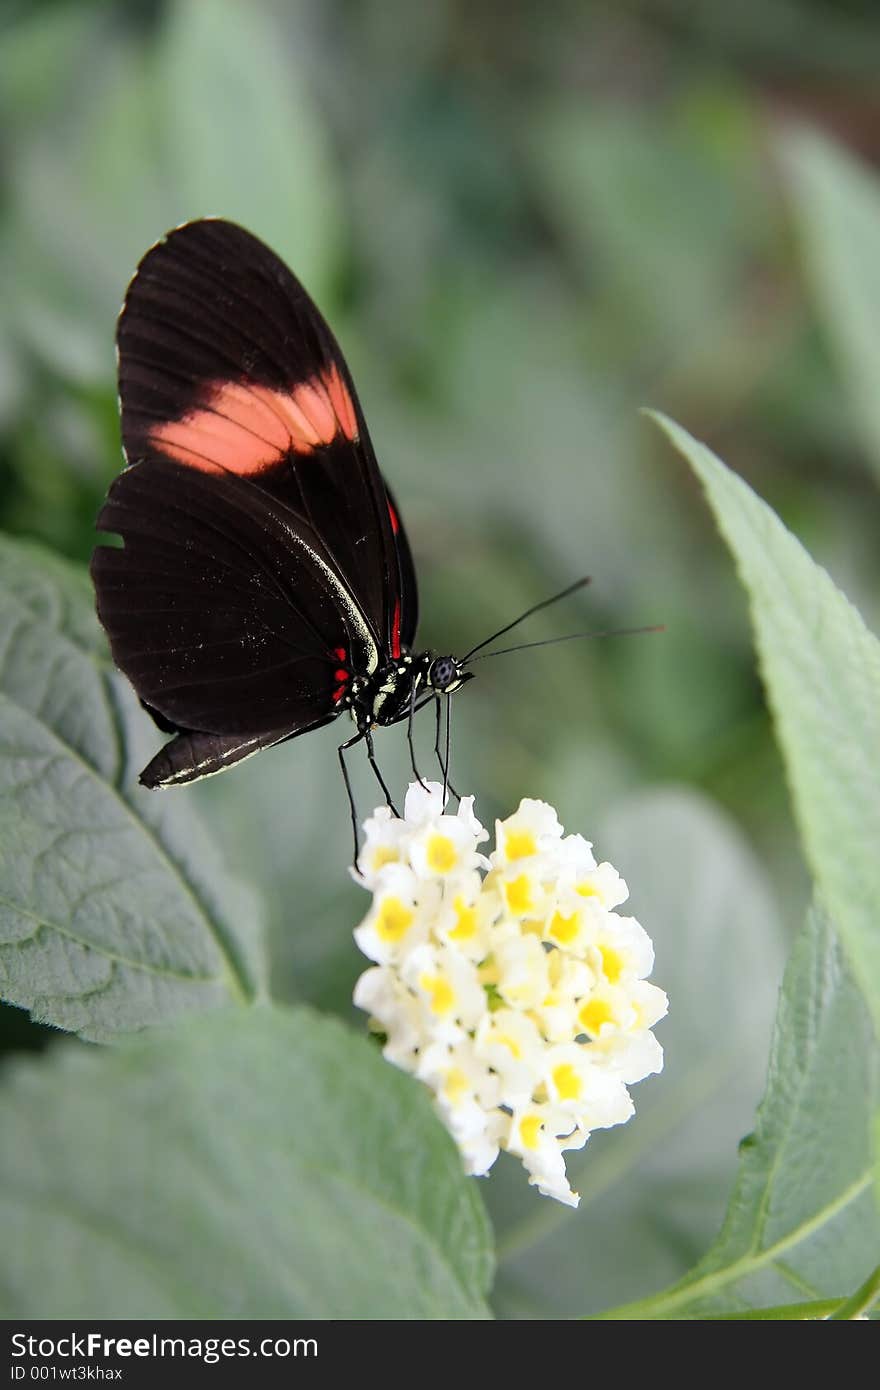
325 365 358 441
150 365 359 474
332 653 351 705
391 598 402 659
387 498 400 534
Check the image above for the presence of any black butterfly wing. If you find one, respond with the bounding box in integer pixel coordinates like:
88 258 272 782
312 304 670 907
116 217 417 662
383 481 418 652
137 722 336 790
91 454 376 742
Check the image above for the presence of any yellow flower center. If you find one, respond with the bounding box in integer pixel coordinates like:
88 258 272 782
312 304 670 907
579 997 615 1036
371 844 399 872
576 880 599 899
443 1067 470 1105
505 828 537 860
420 973 455 1015
376 896 414 942
552 1062 582 1101
504 874 533 915
427 833 458 873
494 1032 522 1058
448 895 477 940
598 943 624 983
519 1113 543 1150
548 910 579 945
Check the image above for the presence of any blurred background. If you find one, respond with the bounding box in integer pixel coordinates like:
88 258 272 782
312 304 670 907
2 0 879 1317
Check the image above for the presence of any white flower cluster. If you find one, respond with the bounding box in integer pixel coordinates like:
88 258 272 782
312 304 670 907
352 782 667 1207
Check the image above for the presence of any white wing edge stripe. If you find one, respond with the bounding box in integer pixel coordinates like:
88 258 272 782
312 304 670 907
160 732 284 786
279 518 380 674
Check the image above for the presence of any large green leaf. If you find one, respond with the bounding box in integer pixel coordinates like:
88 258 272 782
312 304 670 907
0 1005 493 1319
3 1 341 388
159 0 340 296
653 414 880 1033
0 535 265 1040
598 905 879 1318
488 786 785 1318
783 128 880 481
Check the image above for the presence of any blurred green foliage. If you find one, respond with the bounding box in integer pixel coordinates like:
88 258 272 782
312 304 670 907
2 0 880 1315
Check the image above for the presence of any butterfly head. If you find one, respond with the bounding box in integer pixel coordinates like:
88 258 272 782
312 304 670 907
425 654 473 697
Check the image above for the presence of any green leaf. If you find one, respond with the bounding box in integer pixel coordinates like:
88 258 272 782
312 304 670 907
488 786 786 1318
596 905 880 1318
194 717 360 1008
3 3 341 389
158 0 341 297
652 412 880 1033
0 1005 493 1319
711 1298 852 1320
528 105 751 355
828 1264 880 1320
783 128 880 481
0 535 266 1040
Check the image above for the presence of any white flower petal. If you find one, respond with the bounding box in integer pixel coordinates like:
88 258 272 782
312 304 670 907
408 814 485 880
456 795 489 843
351 805 411 889
353 863 436 964
403 943 487 1040
403 779 447 824
491 798 564 869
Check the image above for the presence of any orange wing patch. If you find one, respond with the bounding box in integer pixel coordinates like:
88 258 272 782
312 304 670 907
150 365 359 475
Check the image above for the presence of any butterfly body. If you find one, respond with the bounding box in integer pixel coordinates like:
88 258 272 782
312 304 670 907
351 650 472 728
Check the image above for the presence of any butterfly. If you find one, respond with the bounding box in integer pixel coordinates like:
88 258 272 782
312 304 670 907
91 219 591 846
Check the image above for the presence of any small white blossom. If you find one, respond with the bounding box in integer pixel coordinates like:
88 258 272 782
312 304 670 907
494 862 551 922
542 1042 633 1123
543 899 595 956
352 783 667 1207
474 1008 545 1102
504 1103 586 1207
565 858 629 912
409 813 488 880
352 805 411 889
433 870 499 961
352 965 424 1069
534 951 594 1043
492 799 564 868
403 942 487 1042
583 912 655 985
416 1041 504 1176
353 862 435 964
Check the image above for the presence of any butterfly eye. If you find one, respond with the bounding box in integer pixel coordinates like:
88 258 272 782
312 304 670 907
429 656 458 691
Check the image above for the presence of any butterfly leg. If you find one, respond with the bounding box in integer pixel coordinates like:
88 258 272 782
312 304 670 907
338 731 366 865
434 695 461 803
407 680 430 792
364 726 400 817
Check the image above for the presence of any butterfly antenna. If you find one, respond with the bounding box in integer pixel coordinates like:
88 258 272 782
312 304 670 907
465 624 665 662
461 576 591 663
